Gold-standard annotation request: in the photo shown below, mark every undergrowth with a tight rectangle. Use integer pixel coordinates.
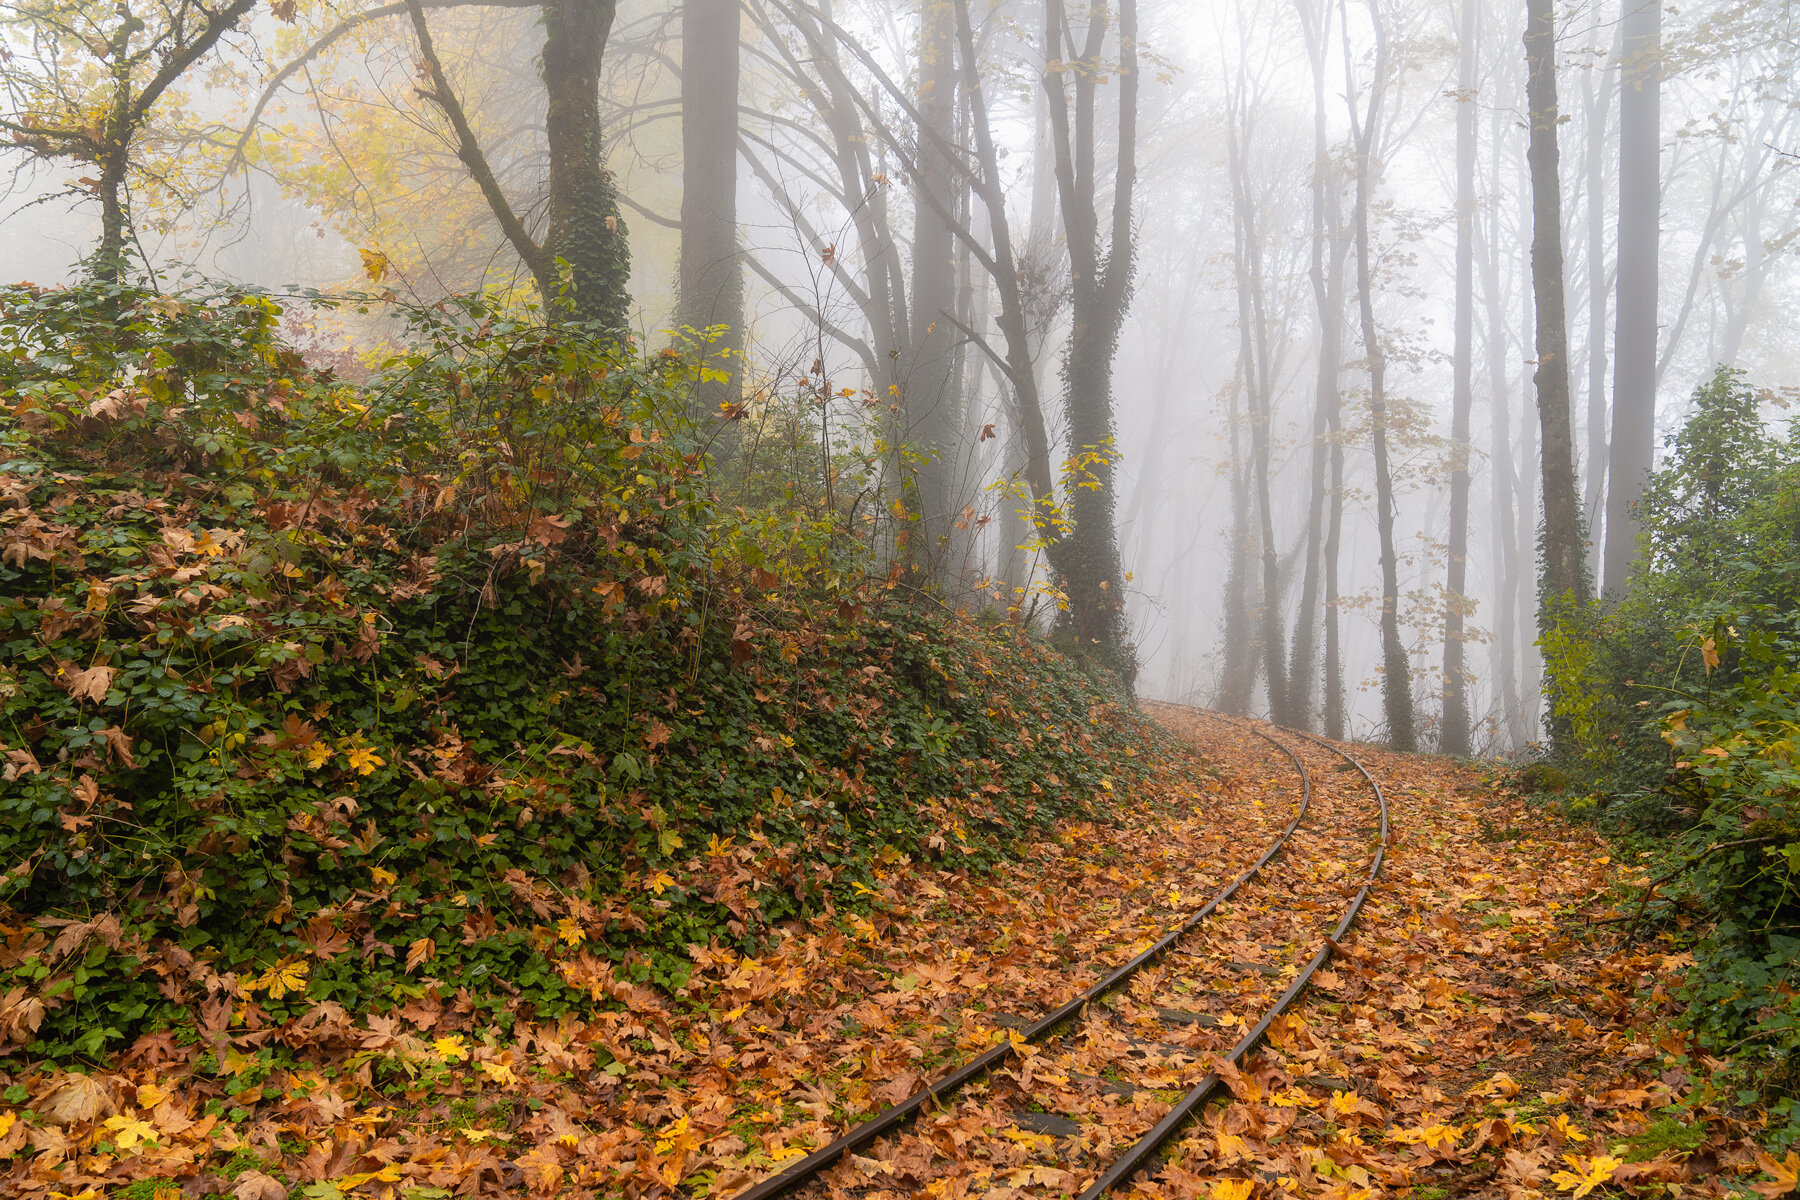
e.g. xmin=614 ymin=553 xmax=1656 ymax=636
xmin=0 ymin=279 xmax=1156 ymax=1066
xmin=1537 ymin=367 xmax=1800 ymax=1146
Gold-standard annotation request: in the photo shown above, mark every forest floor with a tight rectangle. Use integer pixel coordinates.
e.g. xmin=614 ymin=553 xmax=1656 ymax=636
xmin=2 ymin=707 xmax=1791 ymax=1200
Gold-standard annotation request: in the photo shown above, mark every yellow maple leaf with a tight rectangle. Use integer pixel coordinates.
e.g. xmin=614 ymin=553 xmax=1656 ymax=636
xmin=134 ymin=1082 xmax=168 ymax=1109
xmin=370 ymin=865 xmax=397 ymax=886
xmin=1550 ymin=1153 xmax=1622 ymax=1198
xmin=555 ymin=916 xmax=585 ymax=946
xmin=477 ymin=1059 xmax=518 ymax=1085
xmin=646 ymin=871 xmax=676 ymax=895
xmin=433 ymin=1035 xmax=469 ymax=1062
xmin=100 ymin=1112 xmax=157 ymax=1150
xmin=303 ymin=740 xmax=333 ymax=769
xmin=1211 ymin=1182 xmax=1255 ymax=1200
xmin=345 ymin=745 xmax=384 ymax=775
xmin=357 ymin=247 xmax=390 ymax=284
xmin=339 ymin=1162 xmax=402 ymax=1188
xmin=1551 ymin=1114 xmax=1588 ymax=1142
xmin=254 ymin=956 xmax=309 ymax=1000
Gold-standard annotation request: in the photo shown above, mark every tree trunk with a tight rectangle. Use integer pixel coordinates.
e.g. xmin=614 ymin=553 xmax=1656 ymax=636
xmin=905 ymin=0 xmax=962 ymax=582
xmin=1601 ymin=0 xmax=1661 ymax=595
xmin=543 ymin=0 xmax=629 ymax=330
xmin=1288 ymin=0 xmax=1341 ymax=734
xmin=1480 ymin=94 xmax=1524 ymax=750
xmin=1345 ymin=0 xmax=1415 ymax=751
xmin=1524 ymin=0 xmax=1588 ymax=615
xmin=1218 ymin=377 xmax=1255 ymax=717
xmin=678 ymin=0 xmax=743 ymax=406
xmin=1580 ymin=18 xmax=1619 ymax=584
xmin=1441 ymin=0 xmax=1476 ymax=756
xmin=1041 ymin=0 xmax=1138 ymax=687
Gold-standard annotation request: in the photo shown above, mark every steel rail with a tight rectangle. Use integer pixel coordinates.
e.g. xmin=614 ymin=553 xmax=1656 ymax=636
xmin=1074 ymin=714 xmax=1390 ymax=1199
xmin=723 ymin=716 xmax=1316 ymax=1200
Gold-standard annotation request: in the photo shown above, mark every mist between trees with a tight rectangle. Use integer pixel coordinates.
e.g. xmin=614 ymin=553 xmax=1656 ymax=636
xmin=5 ymin=0 xmax=1797 ymax=752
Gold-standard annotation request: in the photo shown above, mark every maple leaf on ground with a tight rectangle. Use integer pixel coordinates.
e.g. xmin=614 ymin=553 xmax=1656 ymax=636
xmin=233 ymin=1169 xmax=288 ymax=1200
xmin=1753 ymin=1148 xmax=1800 ymax=1198
xmin=56 ymin=662 xmax=114 ymax=703
xmin=1210 ymin=1181 xmax=1255 ymax=1200
xmin=38 ymin=1073 xmax=115 ymax=1125
xmin=405 ymin=936 xmax=435 ymax=972
xmin=100 ymin=1112 xmax=157 ymax=1150
xmin=1550 ymin=1153 xmax=1623 ymax=1198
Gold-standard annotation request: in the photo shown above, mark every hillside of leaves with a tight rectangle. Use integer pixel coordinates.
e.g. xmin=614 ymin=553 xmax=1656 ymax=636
xmin=0 ymin=280 xmax=1158 ymax=1067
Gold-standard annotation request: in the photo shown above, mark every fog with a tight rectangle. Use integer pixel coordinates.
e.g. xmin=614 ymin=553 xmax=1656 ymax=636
xmin=8 ymin=0 xmax=1798 ymax=752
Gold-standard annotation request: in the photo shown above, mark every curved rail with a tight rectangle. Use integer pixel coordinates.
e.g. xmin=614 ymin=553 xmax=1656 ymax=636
xmin=1076 ymin=713 xmax=1390 ymax=1198
xmin=725 ymin=716 xmax=1316 ymax=1200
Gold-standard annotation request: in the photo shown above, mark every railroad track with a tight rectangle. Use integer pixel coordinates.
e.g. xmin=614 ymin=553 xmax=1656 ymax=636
xmin=724 ymin=708 xmax=1388 ymax=1200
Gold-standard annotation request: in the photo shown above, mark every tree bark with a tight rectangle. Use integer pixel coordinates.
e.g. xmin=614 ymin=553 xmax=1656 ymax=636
xmin=1040 ymin=0 xmax=1138 ymax=687
xmin=543 ymin=0 xmax=630 ymax=330
xmin=905 ymin=0 xmax=962 ymax=582
xmin=1601 ymin=0 xmax=1661 ymax=595
xmin=1288 ymin=0 xmax=1344 ymax=734
xmin=1344 ymin=0 xmax=1415 ymax=751
xmin=678 ymin=0 xmax=743 ymax=407
xmin=1525 ymin=0 xmax=1588 ymax=616
xmin=1441 ymin=0 xmax=1476 ymax=756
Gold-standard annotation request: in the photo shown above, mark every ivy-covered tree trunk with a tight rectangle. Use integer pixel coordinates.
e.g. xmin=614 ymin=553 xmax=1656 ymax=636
xmin=543 ymin=0 xmax=630 ymax=331
xmin=1041 ymin=0 xmax=1138 ymax=689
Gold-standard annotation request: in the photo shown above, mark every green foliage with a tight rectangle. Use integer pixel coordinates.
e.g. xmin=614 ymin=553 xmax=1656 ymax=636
xmin=1546 ymin=367 xmax=1800 ymax=1126
xmin=0 ymin=279 xmax=1154 ymax=1064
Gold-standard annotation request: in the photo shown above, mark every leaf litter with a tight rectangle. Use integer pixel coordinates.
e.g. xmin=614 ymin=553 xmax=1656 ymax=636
xmin=0 ymin=707 xmax=1792 ymax=1199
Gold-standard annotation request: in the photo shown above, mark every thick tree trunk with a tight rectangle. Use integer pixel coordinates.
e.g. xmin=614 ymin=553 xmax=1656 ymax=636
xmin=1345 ymin=0 xmax=1415 ymax=751
xmin=1601 ymin=0 xmax=1661 ymax=595
xmin=678 ymin=0 xmax=743 ymax=405
xmin=1524 ymin=0 xmax=1588 ymax=615
xmin=543 ymin=0 xmax=629 ymax=330
xmin=1041 ymin=0 xmax=1137 ymax=687
xmin=1442 ymin=0 xmax=1476 ymax=756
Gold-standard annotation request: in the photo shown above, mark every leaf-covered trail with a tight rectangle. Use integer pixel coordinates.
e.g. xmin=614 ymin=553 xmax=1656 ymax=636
xmin=0 ymin=707 xmax=1790 ymax=1199
xmin=782 ymin=707 xmax=1387 ymax=1199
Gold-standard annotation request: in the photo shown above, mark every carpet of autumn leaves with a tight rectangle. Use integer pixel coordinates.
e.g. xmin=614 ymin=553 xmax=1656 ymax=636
xmin=5 ymin=703 xmax=1799 ymax=1198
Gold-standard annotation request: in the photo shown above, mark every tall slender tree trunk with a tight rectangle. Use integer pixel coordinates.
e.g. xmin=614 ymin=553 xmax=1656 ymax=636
xmin=1524 ymin=0 xmax=1588 ymax=616
xmin=1580 ymin=19 xmax=1620 ymax=583
xmin=1224 ymin=99 xmax=1290 ymax=725
xmin=1441 ymin=0 xmax=1476 ymax=756
xmin=1480 ymin=89 xmax=1525 ymax=749
xmin=1602 ymin=0 xmax=1661 ymax=595
xmin=543 ymin=0 xmax=629 ymax=330
xmin=678 ymin=0 xmax=743 ymax=409
xmin=1218 ymin=378 xmax=1255 ymax=716
xmin=1344 ymin=0 xmax=1416 ymax=751
xmin=1289 ymin=0 xmax=1342 ymax=733
xmin=906 ymin=0 xmax=962 ymax=582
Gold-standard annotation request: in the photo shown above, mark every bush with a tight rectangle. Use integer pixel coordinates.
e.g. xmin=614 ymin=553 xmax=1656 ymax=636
xmin=0 ymin=280 xmax=1154 ymax=1063
xmin=1548 ymin=367 xmax=1800 ymax=1129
